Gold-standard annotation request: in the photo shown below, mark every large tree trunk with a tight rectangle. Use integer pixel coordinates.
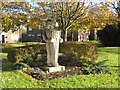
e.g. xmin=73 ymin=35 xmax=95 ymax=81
xmin=64 ymin=29 xmax=68 ymax=42
xmin=71 ymin=30 xmax=74 ymax=41
xmin=62 ymin=29 xmax=68 ymax=42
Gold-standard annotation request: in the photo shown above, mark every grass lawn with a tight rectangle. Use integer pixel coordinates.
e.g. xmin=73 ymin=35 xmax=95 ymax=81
xmin=83 ymin=40 xmax=102 ymax=44
xmin=0 ymin=43 xmax=119 ymax=88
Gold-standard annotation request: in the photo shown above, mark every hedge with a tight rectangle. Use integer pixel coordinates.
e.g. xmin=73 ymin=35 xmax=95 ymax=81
xmin=59 ymin=42 xmax=98 ymax=66
xmin=7 ymin=44 xmax=46 ymax=63
xmin=8 ymin=42 xmax=98 ymax=66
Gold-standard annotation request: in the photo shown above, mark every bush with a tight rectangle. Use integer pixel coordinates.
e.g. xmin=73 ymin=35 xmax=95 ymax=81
xmin=97 ymin=24 xmax=120 ymax=46
xmin=59 ymin=42 xmax=97 ymax=66
xmin=14 ymin=62 xmax=29 ymax=70
xmin=81 ymin=60 xmax=111 ymax=74
xmin=7 ymin=44 xmax=46 ymax=63
xmin=22 ymin=67 xmax=45 ymax=80
xmin=28 ymin=56 xmax=47 ymax=67
xmin=8 ymin=42 xmax=97 ymax=67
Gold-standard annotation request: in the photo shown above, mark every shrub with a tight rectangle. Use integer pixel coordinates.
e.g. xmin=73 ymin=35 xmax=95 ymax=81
xmin=7 ymin=44 xmax=46 ymax=63
xmin=59 ymin=42 xmax=97 ymax=66
xmin=28 ymin=56 xmax=47 ymax=67
xmin=8 ymin=42 xmax=97 ymax=67
xmin=22 ymin=67 xmax=45 ymax=80
xmin=97 ymin=24 xmax=120 ymax=46
xmin=81 ymin=60 xmax=111 ymax=74
xmin=14 ymin=62 xmax=29 ymax=70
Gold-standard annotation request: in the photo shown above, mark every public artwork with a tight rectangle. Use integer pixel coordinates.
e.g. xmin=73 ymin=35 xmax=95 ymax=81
xmin=43 ymin=19 xmax=62 ymax=67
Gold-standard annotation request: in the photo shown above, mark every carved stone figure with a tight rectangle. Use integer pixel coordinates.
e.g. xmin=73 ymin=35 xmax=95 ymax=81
xmin=45 ymin=30 xmax=61 ymax=66
xmin=43 ymin=19 xmax=62 ymax=67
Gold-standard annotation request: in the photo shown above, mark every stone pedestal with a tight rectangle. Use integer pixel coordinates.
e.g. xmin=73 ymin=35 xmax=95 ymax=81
xmin=46 ymin=66 xmax=65 ymax=73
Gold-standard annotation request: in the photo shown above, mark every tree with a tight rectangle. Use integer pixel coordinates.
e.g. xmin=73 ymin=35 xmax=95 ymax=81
xmin=111 ymin=1 xmax=120 ymax=45
xmin=113 ymin=1 xmax=120 ymax=29
xmin=66 ymin=3 xmax=118 ymax=41
xmin=2 ymin=2 xmax=28 ymax=32
xmin=111 ymin=1 xmax=120 ymax=17
xmin=39 ymin=2 xmax=90 ymax=41
xmin=74 ymin=3 xmax=118 ymax=30
xmin=106 ymin=1 xmax=120 ymax=28
xmin=2 ymin=2 xmax=92 ymax=41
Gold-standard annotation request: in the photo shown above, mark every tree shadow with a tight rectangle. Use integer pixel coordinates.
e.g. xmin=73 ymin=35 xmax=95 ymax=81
xmin=1 ymin=48 xmax=9 ymax=53
xmin=2 ymin=59 xmax=16 ymax=71
xmin=97 ymin=47 xmax=119 ymax=54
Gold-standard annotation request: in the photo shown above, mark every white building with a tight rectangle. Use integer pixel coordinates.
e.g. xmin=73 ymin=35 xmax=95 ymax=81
xmin=0 ymin=30 xmax=20 ymax=44
xmin=0 ymin=31 xmax=7 ymax=44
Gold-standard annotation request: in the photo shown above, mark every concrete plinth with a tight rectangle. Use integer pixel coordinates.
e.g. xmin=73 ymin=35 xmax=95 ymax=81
xmin=46 ymin=66 xmax=65 ymax=73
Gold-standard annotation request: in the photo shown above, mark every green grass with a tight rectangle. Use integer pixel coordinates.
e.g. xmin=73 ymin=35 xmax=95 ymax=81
xmin=83 ymin=40 xmax=101 ymax=44
xmin=0 ymin=53 xmax=8 ymax=60
xmin=97 ymin=47 xmax=119 ymax=75
xmin=97 ymin=47 xmax=119 ymax=67
xmin=1 ymin=43 xmax=119 ymax=88
xmin=2 ymin=42 xmax=42 ymax=47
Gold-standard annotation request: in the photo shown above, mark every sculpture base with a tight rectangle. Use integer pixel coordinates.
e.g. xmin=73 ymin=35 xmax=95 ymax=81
xmin=45 ymin=66 xmax=65 ymax=73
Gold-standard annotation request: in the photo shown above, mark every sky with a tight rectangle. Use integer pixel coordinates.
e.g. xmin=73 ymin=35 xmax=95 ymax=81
xmin=5 ymin=0 xmax=118 ymax=2
xmin=25 ymin=0 xmax=118 ymax=12
xmin=25 ymin=0 xmax=118 ymax=2
xmin=4 ymin=0 xmax=117 ymax=13
xmin=25 ymin=0 xmax=118 ymax=7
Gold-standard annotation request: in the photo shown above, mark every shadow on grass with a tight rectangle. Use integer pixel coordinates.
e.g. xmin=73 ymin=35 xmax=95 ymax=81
xmin=1 ymin=48 xmax=12 ymax=53
xmin=1 ymin=43 xmax=44 ymax=53
xmin=97 ymin=47 xmax=119 ymax=54
xmin=2 ymin=59 xmax=16 ymax=71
